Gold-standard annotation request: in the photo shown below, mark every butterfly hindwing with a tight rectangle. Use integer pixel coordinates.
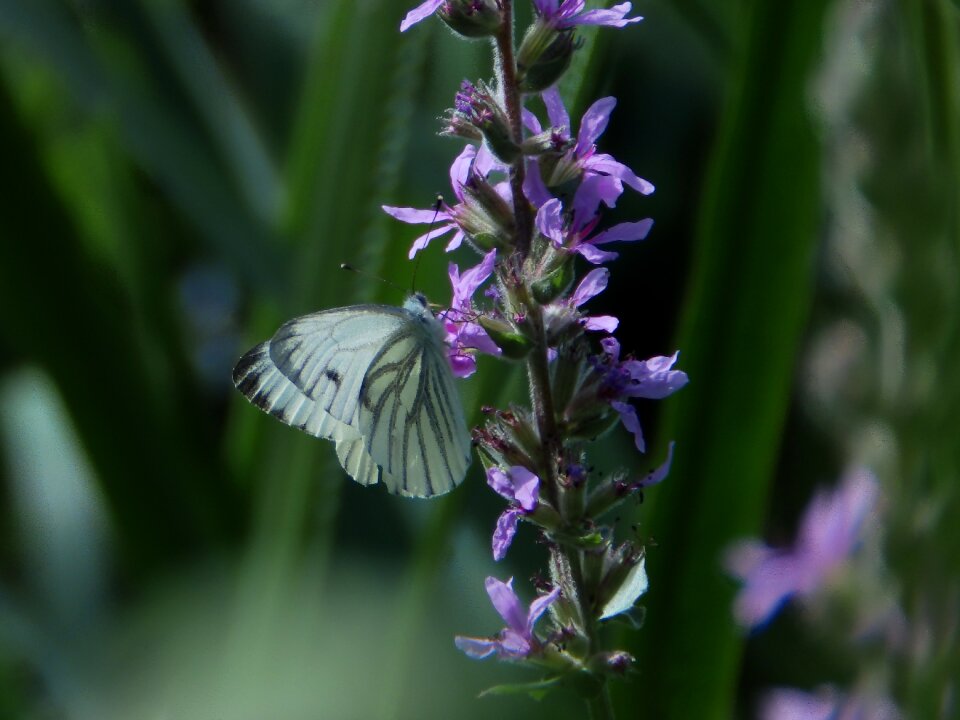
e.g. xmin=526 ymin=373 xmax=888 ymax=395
xmin=359 ymin=318 xmax=472 ymax=497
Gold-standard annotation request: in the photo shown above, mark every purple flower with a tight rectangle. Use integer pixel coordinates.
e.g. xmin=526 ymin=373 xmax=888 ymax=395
xmin=532 ymin=0 xmax=642 ymax=29
xmin=445 ymin=249 xmax=501 ymax=378
xmin=455 ymin=576 xmax=560 ymax=660
xmin=383 ymin=144 xmax=507 ymax=258
xmin=399 ymin=0 xmax=444 ymax=32
xmin=487 ymin=466 xmax=540 ymax=560
xmin=760 ymin=686 xmax=901 ymax=720
xmin=524 ymin=87 xmax=653 ymax=202
xmin=535 ymin=184 xmax=653 ymax=264
xmin=598 ymin=337 xmax=688 ymax=452
xmin=725 ymin=468 xmax=881 ymax=630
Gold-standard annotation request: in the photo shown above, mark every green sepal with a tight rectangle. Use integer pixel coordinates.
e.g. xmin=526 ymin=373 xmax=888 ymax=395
xmin=438 ymin=0 xmax=501 ymax=38
xmin=517 ymin=24 xmax=577 ymax=94
xmin=563 ymin=409 xmax=620 ymax=443
xmin=531 ymin=256 xmax=574 ymax=304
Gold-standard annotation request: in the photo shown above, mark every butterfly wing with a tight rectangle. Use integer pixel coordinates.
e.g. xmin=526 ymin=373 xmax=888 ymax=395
xmin=233 ymin=306 xmax=409 ymax=489
xmin=358 ymin=316 xmax=473 ymax=497
xmin=232 ymin=304 xmax=471 ymax=497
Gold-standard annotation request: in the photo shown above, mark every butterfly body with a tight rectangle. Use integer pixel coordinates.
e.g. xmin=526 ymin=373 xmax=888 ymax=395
xmin=233 ymin=295 xmax=472 ymax=497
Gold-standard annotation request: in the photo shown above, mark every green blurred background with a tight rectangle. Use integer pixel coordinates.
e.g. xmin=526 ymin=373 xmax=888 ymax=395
xmin=0 ymin=0 xmax=957 ymax=718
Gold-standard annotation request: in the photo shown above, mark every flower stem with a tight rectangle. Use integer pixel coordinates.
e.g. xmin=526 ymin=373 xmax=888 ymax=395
xmin=495 ymin=5 xmax=613 ymax=718
xmin=587 ymin=685 xmax=615 ymax=720
xmin=494 ymin=0 xmax=533 ymax=258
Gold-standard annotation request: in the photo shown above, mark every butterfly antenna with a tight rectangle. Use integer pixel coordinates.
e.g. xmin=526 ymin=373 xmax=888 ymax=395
xmin=339 ymin=263 xmax=405 ymax=294
xmin=411 ymin=194 xmax=444 ymax=293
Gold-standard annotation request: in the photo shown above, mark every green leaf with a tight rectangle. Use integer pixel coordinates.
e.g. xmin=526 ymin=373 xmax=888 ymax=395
xmin=478 ymin=676 xmax=564 ymax=701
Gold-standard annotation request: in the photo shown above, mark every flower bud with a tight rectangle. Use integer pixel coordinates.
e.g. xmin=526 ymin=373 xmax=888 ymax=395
xmin=437 ymin=0 xmax=501 ymax=38
xmin=586 ymin=650 xmax=635 ymax=677
xmin=448 ymin=80 xmax=521 ymax=164
xmin=478 ymin=315 xmax=532 ymax=359
xmin=517 ymin=23 xmax=578 ymax=93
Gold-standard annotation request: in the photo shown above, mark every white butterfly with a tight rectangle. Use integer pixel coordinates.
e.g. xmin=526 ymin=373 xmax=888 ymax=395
xmin=232 ymin=294 xmax=473 ymax=497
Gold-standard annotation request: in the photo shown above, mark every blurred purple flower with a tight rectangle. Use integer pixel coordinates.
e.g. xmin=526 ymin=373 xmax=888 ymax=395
xmin=535 ymin=181 xmax=653 ymax=264
xmin=725 ymin=468 xmax=881 ymax=630
xmin=399 ymin=0 xmax=444 ymax=31
xmin=383 ymin=144 xmax=506 ymax=258
xmin=532 ymin=0 xmax=642 ymax=29
xmin=445 ymin=249 xmax=501 ymax=378
xmin=487 ymin=465 xmax=540 ymax=560
xmin=524 ymin=87 xmax=653 ymax=202
xmin=760 ymin=685 xmax=901 ymax=720
xmin=597 ymin=337 xmax=688 ymax=452
xmin=455 ymin=576 xmax=560 ymax=660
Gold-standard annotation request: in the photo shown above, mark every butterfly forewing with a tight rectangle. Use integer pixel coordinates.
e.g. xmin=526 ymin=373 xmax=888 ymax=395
xmin=232 ymin=300 xmax=471 ymax=497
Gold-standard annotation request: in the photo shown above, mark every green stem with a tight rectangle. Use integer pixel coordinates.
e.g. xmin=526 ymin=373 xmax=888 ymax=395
xmin=587 ymin=685 xmax=615 ymax=720
xmin=494 ymin=5 xmax=612 ymax=718
xmin=494 ymin=0 xmax=534 ymax=258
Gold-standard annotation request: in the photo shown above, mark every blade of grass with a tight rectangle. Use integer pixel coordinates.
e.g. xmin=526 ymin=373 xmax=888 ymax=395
xmin=615 ymin=0 xmax=830 ymax=717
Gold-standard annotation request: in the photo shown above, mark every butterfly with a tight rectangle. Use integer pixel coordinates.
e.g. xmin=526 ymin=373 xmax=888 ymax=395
xmin=232 ymin=294 xmax=473 ymax=498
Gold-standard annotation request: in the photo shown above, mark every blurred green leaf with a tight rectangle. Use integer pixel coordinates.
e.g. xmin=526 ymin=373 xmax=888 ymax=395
xmin=617 ymin=0 xmax=830 ymax=717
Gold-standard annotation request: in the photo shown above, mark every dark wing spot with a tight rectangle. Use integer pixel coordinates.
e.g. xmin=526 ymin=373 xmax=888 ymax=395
xmin=325 ymin=368 xmax=342 ymax=386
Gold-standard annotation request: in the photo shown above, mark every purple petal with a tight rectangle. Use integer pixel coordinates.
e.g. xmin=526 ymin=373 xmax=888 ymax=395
xmin=724 ymin=540 xmax=775 ymax=582
xmin=791 ymin=469 xmax=879 ymax=595
xmin=525 ymin=585 xmax=561 ymax=635
xmin=474 ymin=143 xmax=501 ymax=176
xmin=523 ymin=159 xmax=553 ymax=209
xmin=399 ymin=0 xmax=444 ymax=31
xmin=408 ymin=223 xmax=457 ymax=259
xmin=456 ymin=322 xmax=502 ymax=356
xmin=583 ymin=315 xmax=619 ymax=333
xmin=611 ymin=400 xmax=645 ymax=452
xmin=731 ymin=552 xmax=804 ymax=629
xmin=798 ymin=468 xmax=878 ymax=567
xmin=454 ymin=635 xmax=499 ymax=659
xmin=510 ymin=466 xmax=540 ymax=512
xmin=576 ymin=97 xmax=616 ymax=153
xmin=497 ymin=629 xmax=532 ymax=658
xmin=535 ymin=198 xmax=566 ymax=245
xmin=449 ymin=144 xmax=478 ymax=194
xmin=486 ymin=467 xmax=515 ymax=501
xmin=455 ymin=249 xmax=497 ymax=306
xmin=759 ymin=687 xmax=838 ymax=720
xmin=639 ymin=441 xmax=675 ymax=487
xmin=571 ymin=175 xmax=613 ymax=227
xmin=571 ymin=268 xmax=610 ymax=306
xmin=522 ymin=107 xmax=542 ymax=134
xmin=448 ymin=351 xmax=477 ymax=378
xmin=588 ymin=218 xmax=654 ymax=246
xmin=444 ymin=230 xmax=466 ymax=253
xmin=541 ymin=86 xmax=570 ymax=133
xmin=531 ymin=0 xmax=556 ymax=14
xmin=574 ymin=3 xmax=642 ymax=27
xmin=577 ymin=243 xmax=619 ymax=264
xmin=382 ymin=204 xmax=453 ymax=224
xmin=622 ymin=352 xmax=689 ymax=399
xmin=586 ymin=153 xmax=655 ymax=195
xmin=493 ymin=508 xmax=522 ymax=561
xmin=485 ymin=576 xmax=527 ymax=633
